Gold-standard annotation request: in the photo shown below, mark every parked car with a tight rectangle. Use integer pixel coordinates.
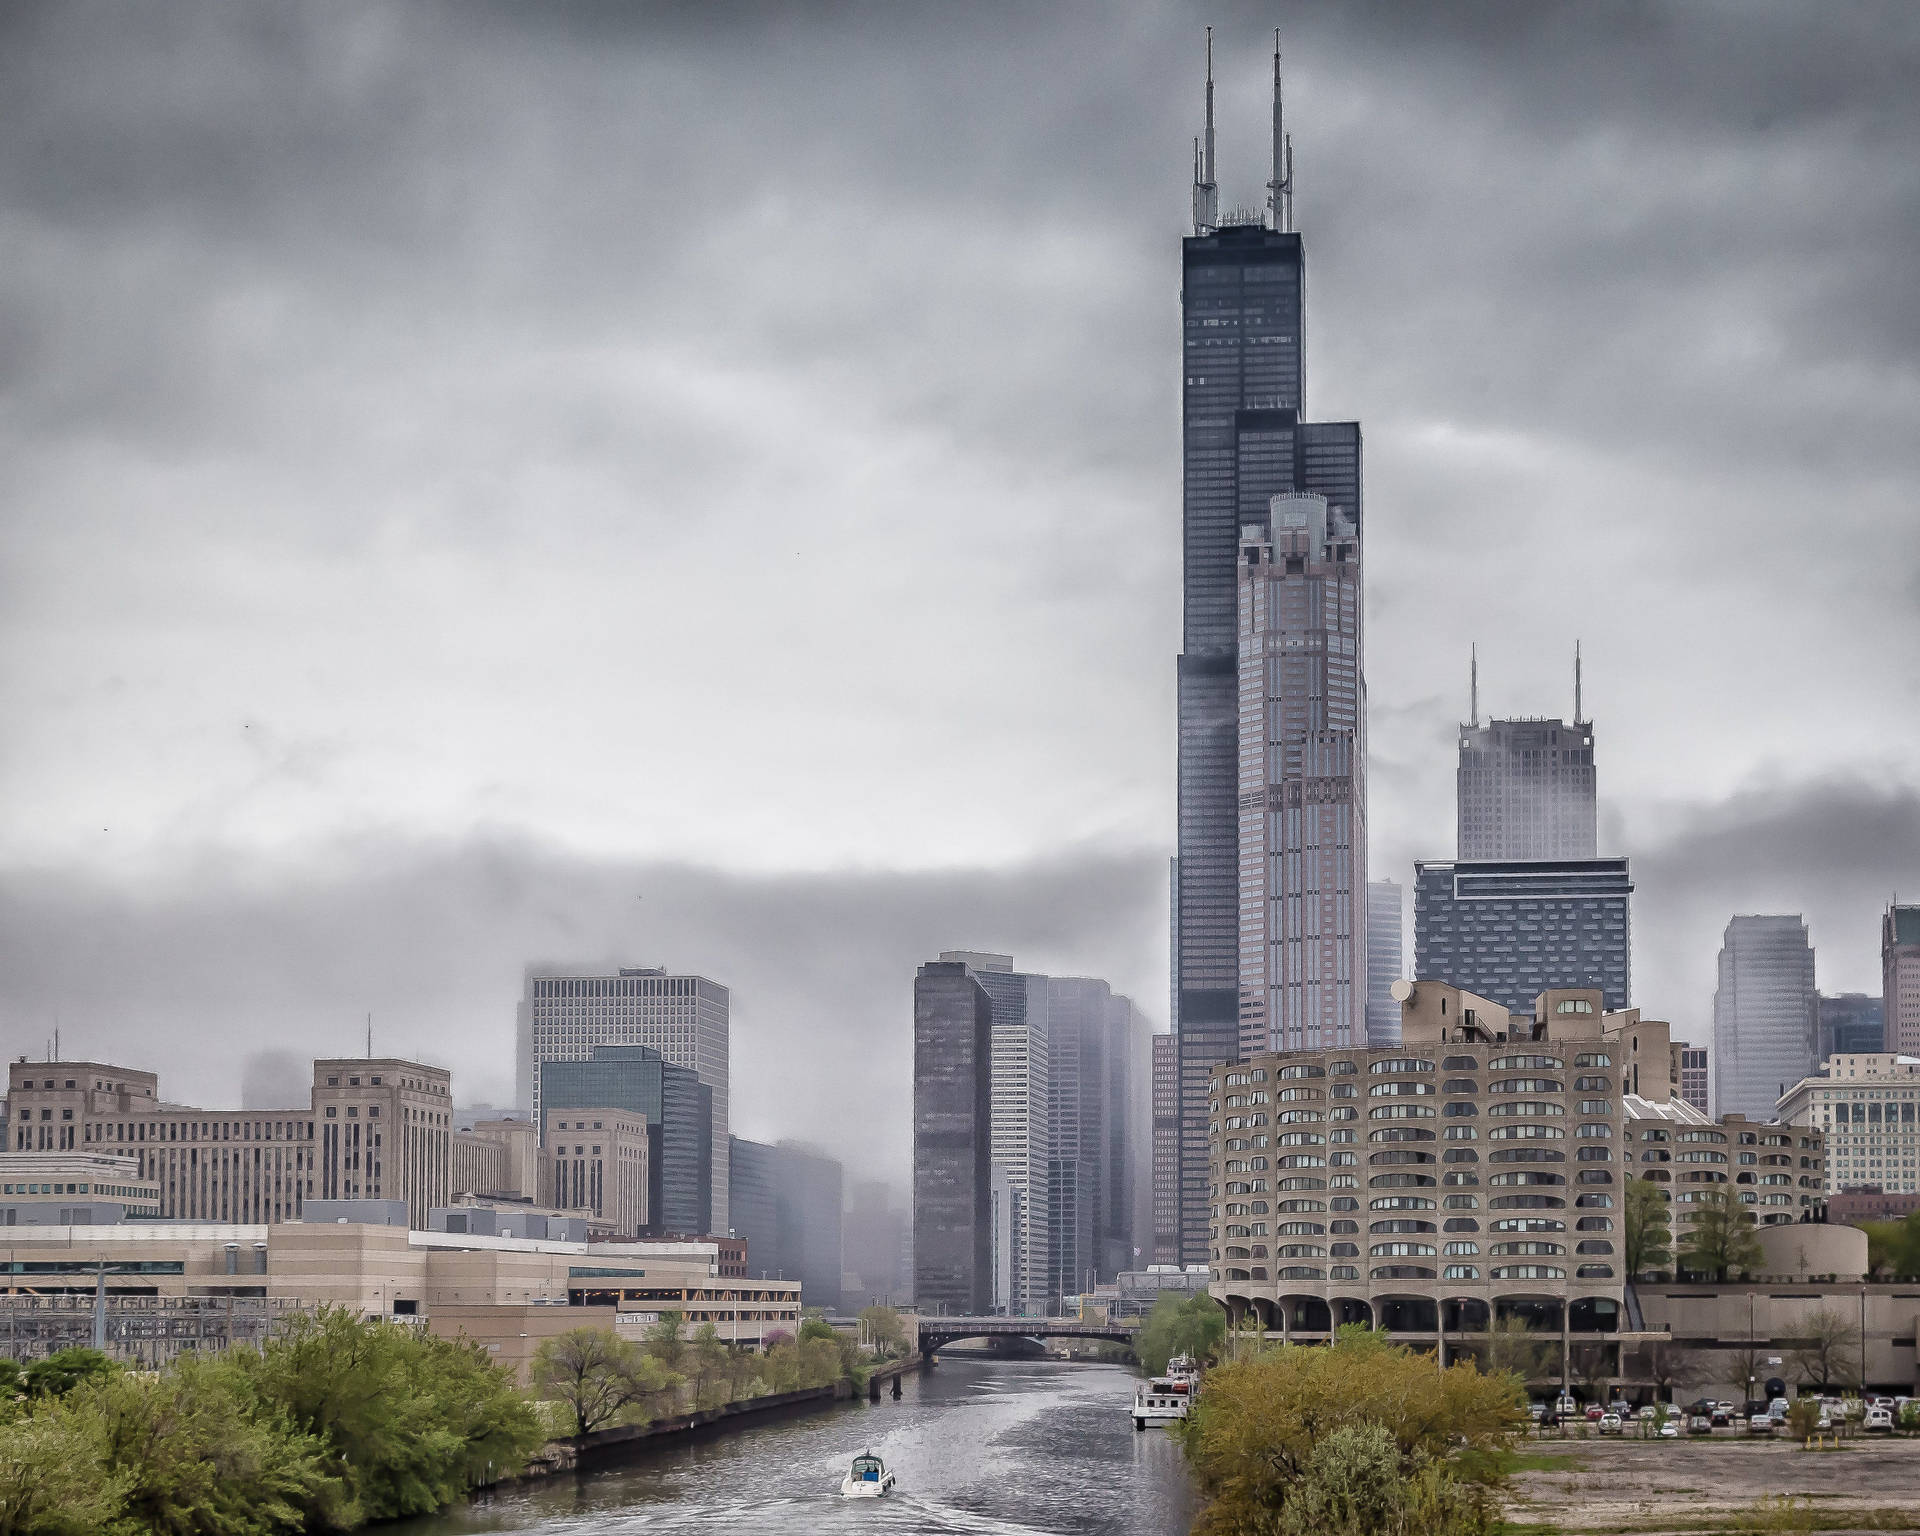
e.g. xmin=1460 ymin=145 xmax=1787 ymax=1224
xmin=1529 ymin=1401 xmax=1547 ymax=1422
xmin=1767 ymin=1397 xmax=1792 ymax=1421
xmin=1555 ymin=1394 xmax=1578 ymax=1418
xmin=1709 ymin=1404 xmax=1732 ymax=1426
xmin=1687 ymin=1414 xmax=1714 ymax=1435
xmin=1658 ymin=1419 xmax=1680 ymax=1438
xmin=1585 ymin=1404 xmax=1605 ymax=1422
xmin=1598 ymin=1413 xmax=1624 ymax=1436
xmin=1864 ymin=1406 xmax=1895 ymax=1432
xmin=1748 ymin=1414 xmax=1775 ymax=1435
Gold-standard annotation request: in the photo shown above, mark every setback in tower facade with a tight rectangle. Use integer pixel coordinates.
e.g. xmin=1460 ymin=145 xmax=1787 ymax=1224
xmin=1174 ymin=32 xmax=1365 ymax=1264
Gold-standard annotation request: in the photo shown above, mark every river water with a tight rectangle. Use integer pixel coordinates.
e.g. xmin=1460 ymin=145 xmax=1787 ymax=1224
xmin=400 ymin=1358 xmax=1199 ymax=1536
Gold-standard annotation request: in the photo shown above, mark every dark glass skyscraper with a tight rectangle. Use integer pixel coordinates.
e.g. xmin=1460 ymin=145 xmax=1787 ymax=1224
xmin=1174 ymin=36 xmax=1364 ymax=1263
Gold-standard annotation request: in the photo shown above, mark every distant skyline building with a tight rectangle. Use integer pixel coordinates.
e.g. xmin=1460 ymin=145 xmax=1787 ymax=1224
xmin=540 ymin=1044 xmax=711 ymax=1238
xmin=1819 ymin=992 xmax=1886 ymax=1060
xmin=726 ymin=1137 xmax=842 ymax=1311
xmin=1413 ymin=857 xmax=1631 ymax=1014
xmin=1174 ymin=35 xmax=1364 ymax=1265
xmin=842 ymin=1180 xmax=912 ymax=1307
xmin=931 ymin=952 xmax=1147 ymax=1312
xmin=912 ymin=960 xmax=993 ymax=1314
xmin=1365 ymin=879 xmax=1404 ymax=1046
xmin=1234 ymin=493 xmax=1367 ymax=1057
xmin=1456 ymin=653 xmax=1597 ymax=860
xmin=1150 ymin=1032 xmax=1179 ymax=1266
xmin=519 ymin=966 xmax=729 ymax=1233
xmin=1886 ymin=905 xmax=1920 ymax=1057
xmin=1712 ymin=915 xmax=1818 ymax=1121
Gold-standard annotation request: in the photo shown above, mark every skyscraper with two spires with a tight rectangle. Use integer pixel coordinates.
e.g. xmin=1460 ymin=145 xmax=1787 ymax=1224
xmin=1172 ymin=33 xmax=1367 ymax=1263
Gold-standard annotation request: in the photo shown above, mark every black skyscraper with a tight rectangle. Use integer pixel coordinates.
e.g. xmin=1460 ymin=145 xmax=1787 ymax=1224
xmin=1173 ymin=35 xmax=1363 ymax=1263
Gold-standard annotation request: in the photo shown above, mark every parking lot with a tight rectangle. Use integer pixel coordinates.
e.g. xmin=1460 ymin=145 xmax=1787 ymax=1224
xmin=1506 ymin=1435 xmax=1920 ymax=1533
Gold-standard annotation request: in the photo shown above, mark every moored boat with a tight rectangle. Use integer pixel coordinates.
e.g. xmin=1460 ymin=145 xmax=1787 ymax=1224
xmin=1132 ymin=1373 xmax=1193 ymax=1430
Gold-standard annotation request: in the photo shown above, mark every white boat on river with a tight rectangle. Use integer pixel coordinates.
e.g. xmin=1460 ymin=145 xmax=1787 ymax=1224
xmin=839 ymin=1451 xmax=897 ymax=1497
xmin=1131 ymin=1375 xmax=1192 ymax=1430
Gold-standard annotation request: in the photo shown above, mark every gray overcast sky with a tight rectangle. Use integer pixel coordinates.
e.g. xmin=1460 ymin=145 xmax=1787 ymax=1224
xmin=2 ymin=2 xmax=1917 ymax=1185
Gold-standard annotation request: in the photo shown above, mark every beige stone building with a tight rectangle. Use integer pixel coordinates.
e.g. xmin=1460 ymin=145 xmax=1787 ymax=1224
xmin=6 ymin=1057 xmax=454 ymax=1227
xmin=539 ymin=1109 xmax=648 ymax=1237
xmin=1209 ymin=984 xmax=1823 ymax=1351
xmin=0 ymin=1218 xmax=801 ymax=1367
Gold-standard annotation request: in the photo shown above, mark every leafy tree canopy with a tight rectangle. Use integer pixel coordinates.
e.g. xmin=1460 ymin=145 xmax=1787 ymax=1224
xmin=1137 ymin=1292 xmax=1226 ymax=1376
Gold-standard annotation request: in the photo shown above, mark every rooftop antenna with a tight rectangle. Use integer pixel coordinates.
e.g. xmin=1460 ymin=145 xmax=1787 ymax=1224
xmin=366 ymin=1012 xmax=373 ymax=1060
xmin=1574 ymin=641 xmax=1584 ymax=724
xmin=1267 ymin=30 xmax=1295 ymax=232
xmin=1192 ymin=27 xmax=1218 ymax=233
xmin=1470 ymin=644 xmax=1480 ymax=728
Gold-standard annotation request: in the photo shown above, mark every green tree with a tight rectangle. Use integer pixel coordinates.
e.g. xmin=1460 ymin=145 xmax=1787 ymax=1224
xmin=1180 ymin=1328 xmax=1523 ymax=1536
xmin=1862 ymin=1213 xmax=1920 ymax=1280
xmin=1624 ymin=1178 xmax=1673 ymax=1278
xmin=859 ymin=1305 xmax=907 ymax=1356
xmin=687 ymin=1323 xmax=731 ymax=1408
xmin=1470 ymin=1315 xmax=1554 ymax=1383
xmin=235 ymin=1305 xmax=542 ymax=1523
xmin=643 ymin=1310 xmax=687 ymax=1373
xmin=1785 ymin=1399 xmax=1822 ymax=1441
xmin=1137 ymin=1292 xmax=1227 ymax=1376
xmin=22 ymin=1349 xmax=116 ymax=1401
xmin=83 ymin=1351 xmax=333 ymax=1536
xmin=532 ymin=1328 xmax=675 ymax=1437
xmin=1678 ymin=1186 xmax=1764 ymax=1282
xmin=797 ymin=1316 xmax=839 ymax=1345
xmin=1789 ymin=1307 xmax=1862 ymax=1393
xmin=0 ymin=1400 xmax=124 ymax=1536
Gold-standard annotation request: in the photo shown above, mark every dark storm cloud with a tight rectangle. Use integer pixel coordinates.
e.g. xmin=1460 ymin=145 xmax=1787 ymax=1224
xmin=0 ymin=839 xmax=1166 ymax=1180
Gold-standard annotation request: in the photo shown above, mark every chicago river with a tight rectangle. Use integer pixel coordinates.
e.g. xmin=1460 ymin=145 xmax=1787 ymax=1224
xmin=397 ymin=1359 xmax=1197 ymax=1536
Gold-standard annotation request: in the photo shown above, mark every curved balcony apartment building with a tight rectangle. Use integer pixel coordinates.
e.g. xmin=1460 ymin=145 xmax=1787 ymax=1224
xmin=1207 ymin=983 xmax=1824 ymax=1342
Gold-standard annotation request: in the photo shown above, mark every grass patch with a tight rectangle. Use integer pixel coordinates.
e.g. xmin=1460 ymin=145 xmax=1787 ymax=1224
xmin=1499 ymin=1449 xmax=1587 ymax=1474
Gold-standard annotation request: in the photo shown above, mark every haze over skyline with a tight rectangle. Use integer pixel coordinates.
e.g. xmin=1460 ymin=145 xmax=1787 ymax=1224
xmin=3 ymin=2 xmax=1917 ymax=1184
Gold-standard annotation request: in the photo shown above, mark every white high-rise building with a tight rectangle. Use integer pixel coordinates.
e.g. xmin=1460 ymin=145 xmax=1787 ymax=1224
xmin=1234 ymin=492 xmax=1367 ymax=1056
xmin=518 ymin=966 xmax=730 ymax=1234
xmin=1712 ymin=916 xmax=1817 ymax=1122
xmin=1364 ymin=879 xmax=1404 ymax=1046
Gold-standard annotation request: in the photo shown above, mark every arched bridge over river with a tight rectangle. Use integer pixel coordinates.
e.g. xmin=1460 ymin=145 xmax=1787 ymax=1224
xmin=915 ymin=1315 xmax=1140 ymax=1356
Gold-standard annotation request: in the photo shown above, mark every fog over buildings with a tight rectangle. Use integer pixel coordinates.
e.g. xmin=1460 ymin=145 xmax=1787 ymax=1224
xmin=2 ymin=3 xmax=1919 ymax=1189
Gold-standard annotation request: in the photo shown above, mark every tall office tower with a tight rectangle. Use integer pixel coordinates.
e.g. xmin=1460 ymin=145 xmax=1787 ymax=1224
xmin=1365 ymin=879 xmax=1404 ymax=1046
xmin=519 ymin=967 xmax=730 ymax=1232
xmin=1819 ymin=993 xmax=1886 ymax=1059
xmin=1456 ymin=656 xmax=1597 ymax=860
xmin=1712 ymin=915 xmax=1818 ymax=1121
xmin=912 ymin=960 xmax=993 ymax=1314
xmin=1678 ymin=1046 xmax=1710 ymax=1113
xmin=940 ymin=952 xmax=1049 ymax=1314
xmin=1150 ymin=1032 xmax=1179 ymax=1264
xmin=1414 ymin=857 xmax=1632 ymax=1012
xmin=540 ymin=1044 xmax=712 ymax=1236
xmin=1886 ymin=905 xmax=1920 ymax=1057
xmin=725 ymin=1138 xmax=842 ymax=1310
xmin=1235 ymin=495 xmax=1367 ymax=1057
xmin=1173 ymin=34 xmax=1364 ymax=1265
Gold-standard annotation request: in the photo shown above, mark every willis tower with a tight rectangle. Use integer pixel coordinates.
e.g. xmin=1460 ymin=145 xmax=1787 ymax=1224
xmin=1173 ymin=32 xmax=1366 ymax=1264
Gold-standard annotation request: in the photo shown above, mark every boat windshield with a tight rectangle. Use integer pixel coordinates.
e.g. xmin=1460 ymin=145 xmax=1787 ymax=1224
xmin=851 ymin=1456 xmax=883 ymax=1481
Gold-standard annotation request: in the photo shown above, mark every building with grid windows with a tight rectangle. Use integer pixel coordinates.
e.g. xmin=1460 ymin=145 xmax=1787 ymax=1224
xmin=1457 ymin=715 xmax=1596 ymax=861
xmin=539 ymin=1045 xmax=710 ymax=1238
xmin=1235 ymin=494 xmax=1367 ymax=1058
xmin=913 ymin=960 xmax=994 ymax=1314
xmin=1818 ymin=992 xmax=1885 ymax=1059
xmin=1366 ymin=881 xmax=1404 ymax=1047
xmin=1152 ymin=1032 xmax=1179 ymax=1264
xmin=1678 ymin=1047 xmax=1709 ymax=1113
xmin=1885 ymin=906 xmax=1920 ymax=1058
xmin=1778 ymin=1053 xmax=1920 ymax=1196
xmin=518 ymin=967 xmax=729 ymax=1233
xmin=1414 ymin=858 xmax=1631 ymax=1014
xmin=1711 ymin=916 xmax=1817 ymax=1123
xmin=1174 ymin=38 xmax=1365 ymax=1265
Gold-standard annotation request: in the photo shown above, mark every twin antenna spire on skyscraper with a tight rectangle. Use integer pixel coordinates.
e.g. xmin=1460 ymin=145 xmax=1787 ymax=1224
xmin=1192 ymin=27 xmax=1293 ymax=236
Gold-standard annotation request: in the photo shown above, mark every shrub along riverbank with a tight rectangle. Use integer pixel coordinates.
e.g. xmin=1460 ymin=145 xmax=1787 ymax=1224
xmin=0 ymin=1308 xmax=544 ymax=1535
